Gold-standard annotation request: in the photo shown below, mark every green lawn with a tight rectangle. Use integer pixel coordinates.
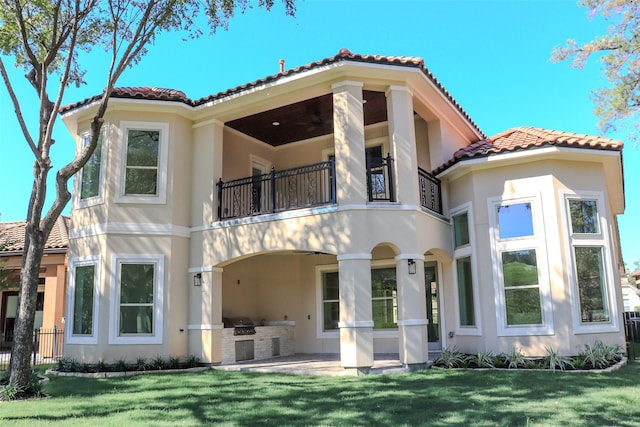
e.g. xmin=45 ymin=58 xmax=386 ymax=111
xmin=1 ymin=362 xmax=640 ymax=426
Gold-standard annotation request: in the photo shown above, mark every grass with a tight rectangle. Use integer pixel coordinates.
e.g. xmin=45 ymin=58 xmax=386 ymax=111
xmin=1 ymin=362 xmax=639 ymax=426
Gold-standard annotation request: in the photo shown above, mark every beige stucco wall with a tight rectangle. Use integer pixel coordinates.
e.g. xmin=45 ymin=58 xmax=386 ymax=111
xmin=444 ymin=158 xmax=625 ymax=356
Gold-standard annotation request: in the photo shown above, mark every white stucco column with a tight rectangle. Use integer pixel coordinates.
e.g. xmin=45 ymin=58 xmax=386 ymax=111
xmin=386 ymin=85 xmax=419 ymax=205
xmin=188 ymin=267 xmax=223 ymax=364
xmin=395 ymin=254 xmax=429 ymax=369
xmin=337 ymin=253 xmax=374 ymax=373
xmin=332 ymin=81 xmax=366 ymax=206
xmin=191 ymin=119 xmax=224 ymax=225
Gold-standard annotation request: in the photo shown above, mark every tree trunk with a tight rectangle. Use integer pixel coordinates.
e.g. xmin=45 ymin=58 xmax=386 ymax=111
xmin=8 ymin=163 xmax=49 ymax=391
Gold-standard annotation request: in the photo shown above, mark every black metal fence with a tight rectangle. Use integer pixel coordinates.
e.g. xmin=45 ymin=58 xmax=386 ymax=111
xmin=218 ymin=160 xmax=336 ymax=220
xmin=418 ymin=167 xmax=442 ymax=215
xmin=0 ymin=327 xmax=64 ymax=370
xmin=625 ymin=311 xmax=640 ymax=359
xmin=366 ymin=154 xmax=395 ymax=202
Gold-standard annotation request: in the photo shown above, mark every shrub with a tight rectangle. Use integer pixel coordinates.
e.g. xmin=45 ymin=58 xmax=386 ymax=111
xmin=435 ymin=346 xmax=467 ymax=368
xmin=151 ymin=356 xmax=166 ymax=370
xmin=168 ymin=356 xmax=181 ymax=369
xmin=474 ymin=349 xmax=495 ymax=368
xmin=185 ymin=354 xmax=201 ymax=368
xmin=580 ymin=340 xmax=622 ymax=369
xmin=502 ymin=347 xmax=526 ymax=369
xmin=544 ymin=346 xmax=574 ymax=372
xmin=112 ymin=358 xmax=128 ymax=372
xmin=135 ymin=357 xmax=147 ymax=372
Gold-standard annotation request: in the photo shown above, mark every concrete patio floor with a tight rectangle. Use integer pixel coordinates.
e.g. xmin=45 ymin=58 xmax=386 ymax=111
xmin=211 ymin=353 xmax=437 ymax=376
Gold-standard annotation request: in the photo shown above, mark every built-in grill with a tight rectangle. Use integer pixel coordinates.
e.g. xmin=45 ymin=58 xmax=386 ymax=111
xmin=223 ymin=317 xmax=256 ymax=336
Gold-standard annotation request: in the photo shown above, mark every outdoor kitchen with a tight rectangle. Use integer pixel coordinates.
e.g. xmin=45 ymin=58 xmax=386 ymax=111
xmin=220 ymin=317 xmax=296 ymax=364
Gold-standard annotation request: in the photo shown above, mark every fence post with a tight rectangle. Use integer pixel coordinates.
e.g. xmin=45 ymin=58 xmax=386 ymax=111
xmin=386 ymin=153 xmax=395 ymax=202
xmin=52 ymin=326 xmax=58 ymax=360
xmin=270 ymin=167 xmax=276 ymax=213
xmin=217 ymin=178 xmax=223 ymax=220
xmin=32 ymin=328 xmax=39 ymax=365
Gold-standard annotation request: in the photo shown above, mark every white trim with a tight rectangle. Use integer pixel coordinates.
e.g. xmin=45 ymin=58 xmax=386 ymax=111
xmin=386 ymin=85 xmax=414 ymax=97
xmin=109 ymin=254 xmax=164 ymax=345
xmin=316 ymin=264 xmax=339 ymax=339
xmin=249 ymin=154 xmax=272 ymax=176
xmin=187 ymin=266 xmax=219 ymax=274
xmin=450 ymin=202 xmax=482 ymax=336
xmin=488 ymin=194 xmax=554 ymax=336
xmin=338 ymin=321 xmax=375 ymax=328
xmin=331 ymin=80 xmax=364 ymax=90
xmin=192 ymin=118 xmax=224 ymax=129
xmin=187 ymin=323 xmax=224 ymax=330
xmin=66 ymin=256 xmax=101 ymax=345
xmin=69 ymin=222 xmax=190 ymax=239
xmin=397 ymin=319 xmax=429 ymax=326
xmin=74 ymin=125 xmax=108 ymax=209
xmin=394 ymin=253 xmax=424 ymax=261
xmin=115 ymin=121 xmax=170 ymax=204
xmin=337 ymin=253 xmax=372 ymax=261
xmin=560 ymin=190 xmax=620 ymax=334
xmin=210 ymin=205 xmax=338 ymax=229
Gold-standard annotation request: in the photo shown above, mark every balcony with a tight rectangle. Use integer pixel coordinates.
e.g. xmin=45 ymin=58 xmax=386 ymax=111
xmin=217 ymin=159 xmax=442 ymax=221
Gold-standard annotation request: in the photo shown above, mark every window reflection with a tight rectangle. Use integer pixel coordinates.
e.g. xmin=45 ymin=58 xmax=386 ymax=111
xmin=498 ymin=202 xmax=533 ymax=239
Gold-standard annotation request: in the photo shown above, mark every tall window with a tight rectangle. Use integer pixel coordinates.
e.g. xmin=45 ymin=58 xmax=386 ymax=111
xmin=80 ymin=132 xmax=104 ymax=200
xmin=117 ymin=122 xmax=168 ymax=204
xmin=566 ymin=196 xmax=613 ymax=327
xmin=73 ymin=265 xmax=96 ymax=335
xmin=125 ymin=129 xmax=160 ymax=196
xmin=371 ymin=267 xmax=397 ymax=329
xmin=322 ymin=271 xmax=339 ymax=331
xmin=452 ymin=206 xmax=479 ymax=333
xmin=110 ymin=255 xmax=164 ymax=344
xmin=490 ymin=197 xmax=552 ymax=335
xmin=67 ymin=258 xmax=99 ymax=344
xmin=318 ymin=265 xmax=398 ymax=334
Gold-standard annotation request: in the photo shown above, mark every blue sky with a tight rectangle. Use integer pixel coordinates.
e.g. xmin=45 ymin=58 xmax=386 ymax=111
xmin=1 ymin=0 xmax=639 ymax=266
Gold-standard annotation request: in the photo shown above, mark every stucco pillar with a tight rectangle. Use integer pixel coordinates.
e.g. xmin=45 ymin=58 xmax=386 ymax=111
xmin=188 ymin=267 xmax=223 ymax=365
xmin=395 ymin=254 xmax=429 ymax=369
xmin=386 ymin=85 xmax=419 ymax=205
xmin=338 ymin=253 xmax=373 ymax=373
xmin=332 ymin=81 xmax=366 ymax=206
xmin=191 ymin=119 xmax=224 ymax=226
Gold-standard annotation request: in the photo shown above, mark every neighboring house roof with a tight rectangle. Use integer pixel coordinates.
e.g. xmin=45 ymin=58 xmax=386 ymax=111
xmin=434 ymin=127 xmax=624 ymax=174
xmin=0 ymin=216 xmax=70 ymax=256
xmin=59 ymin=48 xmax=485 ymax=138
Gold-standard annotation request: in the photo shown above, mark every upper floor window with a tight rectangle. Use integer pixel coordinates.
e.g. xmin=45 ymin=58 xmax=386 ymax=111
xmin=569 ymin=200 xmax=600 ymax=234
xmin=498 ymin=202 xmax=533 ymax=239
xmin=453 ymin=211 xmax=470 ymax=248
xmin=116 ymin=122 xmax=169 ymax=204
xmin=75 ymin=127 xmax=107 ymax=208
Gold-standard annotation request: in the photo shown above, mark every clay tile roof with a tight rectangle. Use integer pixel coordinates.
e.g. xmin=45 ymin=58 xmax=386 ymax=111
xmin=60 ymin=87 xmax=189 ymax=113
xmin=0 ymin=216 xmax=70 ymax=254
xmin=59 ymin=49 xmax=484 ymax=138
xmin=434 ymin=126 xmax=623 ymax=175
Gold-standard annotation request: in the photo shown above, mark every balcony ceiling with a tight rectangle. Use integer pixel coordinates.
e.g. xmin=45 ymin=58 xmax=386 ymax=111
xmin=226 ymin=90 xmax=388 ymax=146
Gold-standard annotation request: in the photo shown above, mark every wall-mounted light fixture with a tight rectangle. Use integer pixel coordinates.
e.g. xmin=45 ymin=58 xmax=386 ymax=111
xmin=193 ymin=273 xmax=202 ymax=287
xmin=408 ymin=259 xmax=416 ymax=275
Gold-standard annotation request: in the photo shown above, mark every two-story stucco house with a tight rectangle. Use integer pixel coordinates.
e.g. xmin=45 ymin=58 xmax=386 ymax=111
xmin=60 ymin=49 xmax=626 ymax=373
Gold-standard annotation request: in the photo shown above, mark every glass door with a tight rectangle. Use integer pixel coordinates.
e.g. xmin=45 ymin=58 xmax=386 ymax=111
xmin=425 ymin=262 xmax=441 ymax=350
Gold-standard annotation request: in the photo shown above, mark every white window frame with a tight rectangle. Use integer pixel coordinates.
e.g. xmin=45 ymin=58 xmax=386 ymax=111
xmin=74 ymin=125 xmax=108 ymax=209
xmin=561 ymin=190 xmax=619 ymax=334
xmin=451 ymin=202 xmax=482 ymax=336
xmin=116 ymin=121 xmax=169 ymax=204
xmin=488 ymin=194 xmax=554 ymax=336
xmin=66 ymin=256 xmax=100 ymax=345
xmin=315 ymin=259 xmax=398 ymax=340
xmin=109 ymin=254 xmax=164 ymax=344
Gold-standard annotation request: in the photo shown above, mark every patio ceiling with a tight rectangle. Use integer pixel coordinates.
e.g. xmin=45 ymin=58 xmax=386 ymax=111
xmin=226 ymin=90 xmax=388 ymax=146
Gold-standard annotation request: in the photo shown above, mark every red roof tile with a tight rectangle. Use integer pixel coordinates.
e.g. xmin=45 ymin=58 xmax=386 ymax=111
xmin=0 ymin=216 xmax=70 ymax=254
xmin=434 ymin=127 xmax=623 ymax=174
xmin=60 ymin=49 xmax=485 ymax=138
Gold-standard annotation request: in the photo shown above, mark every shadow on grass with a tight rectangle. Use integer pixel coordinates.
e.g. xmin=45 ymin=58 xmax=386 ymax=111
xmin=3 ymin=362 xmax=640 ymax=426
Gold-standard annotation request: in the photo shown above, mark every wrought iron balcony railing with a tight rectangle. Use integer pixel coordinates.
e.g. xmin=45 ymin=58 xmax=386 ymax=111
xmin=217 ymin=160 xmax=336 ymax=220
xmin=418 ymin=167 xmax=442 ymax=215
